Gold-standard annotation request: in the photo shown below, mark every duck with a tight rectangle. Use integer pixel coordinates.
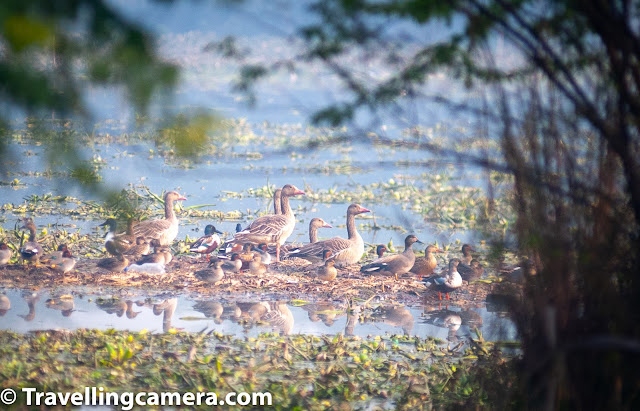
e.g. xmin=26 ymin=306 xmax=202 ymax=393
xmin=410 ymin=244 xmax=442 ymax=277
xmin=254 ymin=243 xmax=273 ymax=265
xmin=458 ymin=259 xmax=484 ymax=281
xmin=0 ymin=242 xmax=12 ymax=267
xmin=460 ymin=244 xmax=475 ymax=265
xmin=273 ymin=188 xmax=282 ymax=215
xmin=194 ymin=260 xmax=225 ymax=284
xmin=315 ymin=250 xmax=337 ymax=282
xmin=97 ymin=254 xmax=129 ymax=273
xmin=220 ymin=253 xmax=243 ymax=274
xmin=133 ymin=191 xmax=186 ymax=245
xmin=128 ymin=238 xmax=173 ymax=274
xmin=238 ymin=243 xmax=256 ymax=267
xmin=286 ymin=204 xmax=370 ymax=267
xmin=360 ymin=235 xmax=422 ymax=279
xmin=249 ymin=254 xmax=267 ymax=275
xmin=233 ymin=184 xmax=305 ymax=261
xmin=100 ymin=218 xmax=136 ymax=256
xmin=19 ymin=218 xmax=43 ymax=265
xmin=376 ymin=244 xmax=388 ymax=258
xmin=48 ymin=249 xmax=76 ymax=274
xmin=422 ymin=258 xmax=463 ymax=300
xmin=189 ymin=224 xmax=223 ymax=260
xmin=123 ymin=237 xmax=151 ymax=258
xmin=41 ymin=244 xmax=69 ymax=263
xmin=503 ymin=258 xmax=536 ymax=283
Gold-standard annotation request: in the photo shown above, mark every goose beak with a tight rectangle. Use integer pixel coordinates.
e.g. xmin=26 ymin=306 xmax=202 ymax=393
xmin=178 ymin=196 xmax=187 ymax=201
xmin=360 ymin=207 xmax=371 ymax=214
xmin=294 ymin=190 xmax=305 ymax=196
xmin=322 ymin=223 xmax=333 ymax=228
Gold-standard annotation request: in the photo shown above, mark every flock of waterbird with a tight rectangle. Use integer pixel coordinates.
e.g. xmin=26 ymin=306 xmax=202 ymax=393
xmin=0 ymin=185 xmax=486 ymax=300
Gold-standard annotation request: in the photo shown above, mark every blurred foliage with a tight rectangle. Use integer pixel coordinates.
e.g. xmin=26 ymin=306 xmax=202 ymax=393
xmin=0 ymin=0 xmax=224 ymax=191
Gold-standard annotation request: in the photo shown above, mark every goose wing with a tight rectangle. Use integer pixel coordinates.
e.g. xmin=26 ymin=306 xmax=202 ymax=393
xmin=287 ymin=237 xmax=352 ymax=261
xmin=245 ymin=215 xmax=289 ymax=236
xmin=133 ymin=219 xmax=173 ymax=239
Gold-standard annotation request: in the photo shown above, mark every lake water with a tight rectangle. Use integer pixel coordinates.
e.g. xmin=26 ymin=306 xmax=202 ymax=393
xmin=0 ymin=288 xmax=517 ymax=344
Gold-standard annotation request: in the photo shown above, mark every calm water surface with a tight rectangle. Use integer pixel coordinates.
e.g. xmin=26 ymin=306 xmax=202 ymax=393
xmin=0 ymin=288 xmax=516 ymax=344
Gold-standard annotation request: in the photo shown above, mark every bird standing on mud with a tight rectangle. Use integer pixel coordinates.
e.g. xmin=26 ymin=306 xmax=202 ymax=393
xmin=19 ymin=218 xmax=43 ymax=266
xmin=361 ymin=235 xmax=423 ymax=280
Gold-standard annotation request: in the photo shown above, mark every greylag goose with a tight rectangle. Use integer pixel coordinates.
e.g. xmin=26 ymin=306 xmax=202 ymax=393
xmin=133 ymin=191 xmax=186 ymax=245
xmin=460 ymin=244 xmax=475 ymax=265
xmin=189 ymin=224 xmax=223 ymax=260
xmin=0 ymin=242 xmax=11 ymax=266
xmin=233 ymin=184 xmax=305 ymax=261
xmin=194 ymin=260 xmax=225 ymax=284
xmin=360 ymin=235 xmax=422 ymax=279
xmin=315 ymin=250 xmax=337 ymax=282
xmin=20 ymin=218 xmax=43 ymax=265
xmin=272 ymin=216 xmax=332 ymax=255
xmin=286 ymin=204 xmax=370 ymax=267
xmin=410 ymin=244 xmax=441 ymax=276
xmin=48 ymin=249 xmax=76 ymax=274
xmin=273 ymin=188 xmax=282 ymax=215
xmin=458 ymin=259 xmax=484 ymax=281
xmin=422 ymin=258 xmax=463 ymax=300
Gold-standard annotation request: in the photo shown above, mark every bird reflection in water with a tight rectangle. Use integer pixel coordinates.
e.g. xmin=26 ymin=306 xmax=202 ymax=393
xmin=192 ymin=301 xmax=224 ymax=324
xmin=422 ymin=304 xmax=483 ymax=345
xmin=368 ymin=306 xmax=415 ymax=336
xmin=96 ymin=299 xmax=141 ymax=319
xmin=0 ymin=294 xmax=10 ymax=316
xmin=153 ymin=298 xmax=178 ymax=333
xmin=235 ymin=301 xmax=294 ymax=335
xmin=45 ymin=296 xmax=74 ymax=317
xmin=20 ymin=291 xmax=39 ymax=321
xmin=301 ymin=302 xmax=347 ymax=327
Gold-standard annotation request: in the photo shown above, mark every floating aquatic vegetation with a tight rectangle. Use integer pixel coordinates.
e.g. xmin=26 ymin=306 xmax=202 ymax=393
xmin=0 ymin=329 xmax=516 ymax=409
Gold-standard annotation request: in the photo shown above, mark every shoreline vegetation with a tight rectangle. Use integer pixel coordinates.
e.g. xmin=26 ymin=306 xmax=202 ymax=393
xmin=0 ymin=328 xmax=518 ymax=409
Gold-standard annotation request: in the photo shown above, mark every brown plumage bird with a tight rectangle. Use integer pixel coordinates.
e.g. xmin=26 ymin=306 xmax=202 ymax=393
xmin=315 ymin=250 xmax=337 ymax=282
xmin=361 ymin=235 xmax=422 ymax=279
xmin=286 ymin=204 xmax=370 ymax=267
xmin=133 ymin=191 xmax=186 ymax=245
xmin=410 ymin=245 xmax=441 ymax=277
